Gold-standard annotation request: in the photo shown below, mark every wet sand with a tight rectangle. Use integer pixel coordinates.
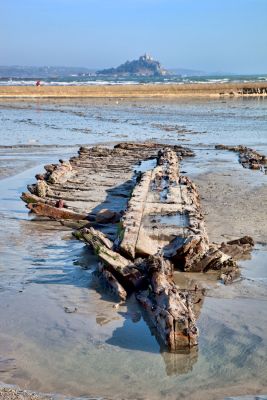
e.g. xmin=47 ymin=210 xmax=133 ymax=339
xmin=0 ymin=82 xmax=267 ymax=98
xmin=182 ymin=149 xmax=267 ymax=244
xmin=0 ymin=145 xmax=79 ymax=180
xmin=0 ymin=98 xmax=266 ymax=400
xmin=0 ymin=145 xmax=266 ymax=400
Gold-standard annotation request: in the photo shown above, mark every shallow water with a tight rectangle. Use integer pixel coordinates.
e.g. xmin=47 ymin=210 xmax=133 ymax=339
xmin=0 ymin=98 xmax=266 ymax=150
xmin=158 ymin=213 xmax=189 ymax=227
xmin=0 ymin=98 xmax=266 ymax=399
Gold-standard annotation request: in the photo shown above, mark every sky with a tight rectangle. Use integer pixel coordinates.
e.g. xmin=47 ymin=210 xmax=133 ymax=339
xmin=1 ymin=0 xmax=267 ymax=74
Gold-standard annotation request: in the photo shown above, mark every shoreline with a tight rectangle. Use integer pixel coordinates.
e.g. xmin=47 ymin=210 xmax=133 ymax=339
xmin=0 ymin=82 xmax=267 ymax=98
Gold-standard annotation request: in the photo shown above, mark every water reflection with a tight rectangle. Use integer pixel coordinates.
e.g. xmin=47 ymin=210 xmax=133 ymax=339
xmin=161 ymin=348 xmax=198 ymax=376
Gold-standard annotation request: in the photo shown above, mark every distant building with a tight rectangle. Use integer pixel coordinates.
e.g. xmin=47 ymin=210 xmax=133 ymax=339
xmin=140 ymin=53 xmax=153 ymax=62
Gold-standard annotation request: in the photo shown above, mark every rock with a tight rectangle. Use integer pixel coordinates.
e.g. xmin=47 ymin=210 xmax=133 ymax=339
xmin=64 ymin=306 xmax=77 ymax=313
xmin=95 ymin=208 xmax=121 ymax=224
xmin=44 ymin=163 xmax=56 ymax=173
xmin=35 ymin=174 xmax=46 ymax=181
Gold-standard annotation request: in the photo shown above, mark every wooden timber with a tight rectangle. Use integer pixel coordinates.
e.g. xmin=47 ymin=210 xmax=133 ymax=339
xmin=136 ymin=256 xmax=198 ymax=350
xmin=21 ymin=142 xmax=254 ymax=351
xmin=215 ymin=144 xmax=267 ymax=173
xmin=23 ymin=142 xmax=193 ymax=224
xmin=119 ymin=148 xmax=240 ymax=281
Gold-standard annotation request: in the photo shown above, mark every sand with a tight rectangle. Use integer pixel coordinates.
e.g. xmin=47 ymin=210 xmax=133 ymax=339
xmin=0 ymin=387 xmax=49 ymax=400
xmin=0 ymin=82 xmax=267 ymax=98
xmin=196 ymin=170 xmax=267 ymax=245
xmin=0 ymin=94 xmax=266 ymax=399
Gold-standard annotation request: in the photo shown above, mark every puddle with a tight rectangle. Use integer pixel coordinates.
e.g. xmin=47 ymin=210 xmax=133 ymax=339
xmin=241 ymin=244 xmax=267 ymax=282
xmin=206 ymin=245 xmax=267 ymax=301
xmin=134 ymin=158 xmax=157 ymax=173
xmin=157 ymin=212 xmax=189 ymax=227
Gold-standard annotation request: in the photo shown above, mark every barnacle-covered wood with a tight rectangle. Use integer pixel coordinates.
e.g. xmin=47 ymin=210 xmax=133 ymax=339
xmin=21 ymin=191 xmax=59 ymax=206
xmin=21 ymin=141 xmax=255 ymax=352
xmin=136 ymin=256 xmax=198 ymax=351
xmin=219 ymin=236 xmax=254 ymax=260
xmin=75 ymin=227 xmax=146 ymax=292
xmin=215 ymin=144 xmax=267 ymax=171
xmin=97 ymin=262 xmax=127 ymax=302
xmin=119 ymin=148 xmax=239 ymax=277
xmin=75 ymin=226 xmax=198 ymax=351
xmin=23 ymin=142 xmax=194 ymax=229
xmin=47 ymin=160 xmax=73 ymax=184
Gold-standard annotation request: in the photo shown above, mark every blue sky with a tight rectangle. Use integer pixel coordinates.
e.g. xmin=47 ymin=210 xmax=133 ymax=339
xmin=1 ymin=0 xmax=266 ymax=73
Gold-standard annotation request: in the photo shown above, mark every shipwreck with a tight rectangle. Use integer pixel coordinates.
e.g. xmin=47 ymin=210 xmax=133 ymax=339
xmin=21 ymin=142 xmax=254 ymax=352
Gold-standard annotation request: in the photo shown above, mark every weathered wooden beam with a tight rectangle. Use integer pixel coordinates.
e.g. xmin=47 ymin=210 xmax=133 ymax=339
xmin=119 ymin=148 xmax=210 ymax=262
xmin=21 ymin=191 xmax=57 ymax=206
xmin=117 ymin=148 xmax=244 ymax=278
xmin=74 ymin=227 xmax=146 ymax=291
xmin=136 ymin=256 xmax=198 ymax=351
xmin=21 ymin=142 xmax=255 ymax=353
xmin=119 ymin=170 xmax=153 ymax=258
xmin=219 ymin=236 xmax=254 ymax=260
xmin=27 ymin=202 xmax=87 ymax=220
xmin=114 ymin=142 xmax=195 ymax=158
xmin=59 ymin=219 xmax=90 ymax=229
xmin=97 ymin=262 xmax=127 ymax=301
xmin=75 ymin=227 xmax=199 ymax=351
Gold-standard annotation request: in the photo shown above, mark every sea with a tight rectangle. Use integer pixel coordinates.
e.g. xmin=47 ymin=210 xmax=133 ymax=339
xmin=0 ymin=94 xmax=266 ymax=400
xmin=0 ymin=73 xmax=267 ymax=86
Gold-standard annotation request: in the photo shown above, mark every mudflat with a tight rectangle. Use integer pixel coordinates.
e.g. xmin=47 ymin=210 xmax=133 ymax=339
xmin=0 ymin=82 xmax=267 ymax=98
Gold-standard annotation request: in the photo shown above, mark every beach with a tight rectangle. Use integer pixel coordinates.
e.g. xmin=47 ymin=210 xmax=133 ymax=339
xmin=0 ymin=97 xmax=266 ymax=400
xmin=0 ymin=82 xmax=267 ymax=98
xmin=2 ymin=0 xmax=267 ymax=397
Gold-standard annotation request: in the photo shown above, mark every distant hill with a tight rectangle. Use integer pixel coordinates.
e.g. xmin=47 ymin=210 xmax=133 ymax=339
xmin=0 ymin=66 xmax=94 ymax=79
xmin=97 ymin=54 xmax=168 ymax=77
xmin=0 ymin=64 xmax=241 ymax=81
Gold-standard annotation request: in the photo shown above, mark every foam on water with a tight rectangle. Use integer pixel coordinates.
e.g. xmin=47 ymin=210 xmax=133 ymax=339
xmin=1 ymin=73 xmax=267 ymax=86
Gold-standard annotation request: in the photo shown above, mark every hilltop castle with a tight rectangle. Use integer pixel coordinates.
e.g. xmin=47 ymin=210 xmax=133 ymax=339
xmin=97 ymin=54 xmax=167 ymax=77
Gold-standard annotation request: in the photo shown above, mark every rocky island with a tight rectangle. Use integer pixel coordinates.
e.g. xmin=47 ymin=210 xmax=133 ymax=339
xmin=97 ymin=54 xmax=168 ymax=77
